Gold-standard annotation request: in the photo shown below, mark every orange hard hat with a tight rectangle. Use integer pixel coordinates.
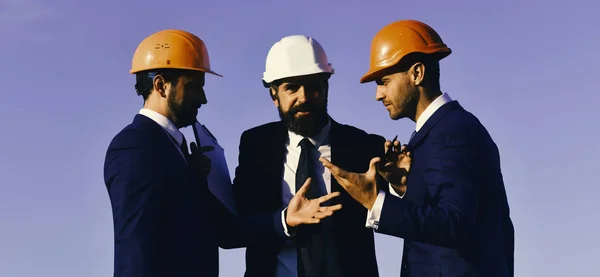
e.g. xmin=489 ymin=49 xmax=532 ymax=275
xmin=130 ymin=29 xmax=222 ymax=77
xmin=360 ymin=20 xmax=451 ymax=83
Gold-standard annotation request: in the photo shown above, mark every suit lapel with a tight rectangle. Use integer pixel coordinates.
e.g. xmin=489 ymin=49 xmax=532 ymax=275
xmin=408 ymin=100 xmax=462 ymax=149
xmin=133 ymin=114 xmax=189 ymax=171
xmin=328 ymin=120 xmax=346 ymax=206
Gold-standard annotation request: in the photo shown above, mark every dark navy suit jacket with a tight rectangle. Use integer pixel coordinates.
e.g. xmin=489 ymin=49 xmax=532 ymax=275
xmin=376 ymin=101 xmax=514 ymax=277
xmin=232 ymin=119 xmax=386 ymax=277
xmin=104 ymin=114 xmax=289 ymax=277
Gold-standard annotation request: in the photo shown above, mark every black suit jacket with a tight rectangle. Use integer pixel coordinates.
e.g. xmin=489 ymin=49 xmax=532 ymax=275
xmin=232 ymin=118 xmax=386 ymax=277
xmin=376 ymin=101 xmax=515 ymax=277
xmin=104 ymin=114 xmax=289 ymax=277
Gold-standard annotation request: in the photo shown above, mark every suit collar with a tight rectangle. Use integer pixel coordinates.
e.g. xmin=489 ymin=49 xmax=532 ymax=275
xmin=408 ymin=100 xmax=462 ymax=148
xmin=416 ymin=93 xmax=452 ymax=132
xmin=133 ymin=113 xmax=165 ymax=132
xmin=138 ymin=108 xmax=184 ymax=145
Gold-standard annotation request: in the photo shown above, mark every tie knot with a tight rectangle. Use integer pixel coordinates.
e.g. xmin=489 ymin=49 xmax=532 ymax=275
xmin=298 ymin=138 xmax=314 ymax=150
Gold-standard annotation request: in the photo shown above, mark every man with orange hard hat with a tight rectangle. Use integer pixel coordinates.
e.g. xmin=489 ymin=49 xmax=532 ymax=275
xmin=320 ymin=20 xmax=515 ymax=277
xmin=103 ymin=29 xmax=342 ymax=277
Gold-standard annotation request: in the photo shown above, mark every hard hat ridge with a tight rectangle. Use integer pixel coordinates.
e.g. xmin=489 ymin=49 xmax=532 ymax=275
xmin=360 ymin=20 xmax=451 ymax=83
xmin=262 ymin=35 xmax=334 ymax=86
xmin=130 ymin=29 xmax=221 ymax=77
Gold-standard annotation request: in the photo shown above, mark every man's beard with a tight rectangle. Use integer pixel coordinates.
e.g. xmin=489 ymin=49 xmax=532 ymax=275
xmin=168 ymin=88 xmax=195 ymax=128
xmin=278 ymin=102 xmax=329 ymax=137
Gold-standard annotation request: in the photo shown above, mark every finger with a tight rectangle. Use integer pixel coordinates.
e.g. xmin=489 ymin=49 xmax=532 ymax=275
xmin=377 ymin=162 xmax=393 ymax=174
xmin=384 ymin=140 xmax=392 ymax=153
xmin=319 ymin=204 xmax=342 ymax=212
xmin=308 ymin=218 xmax=321 ymax=224
xmin=190 ymin=142 xmax=197 ymax=152
xmin=401 ymin=144 xmax=408 ymax=153
xmin=397 ymin=153 xmax=411 ymax=165
xmin=314 ymin=205 xmax=342 ymax=219
xmin=319 ymin=157 xmax=348 ymax=178
xmin=296 ymin=177 xmax=312 ymax=196
xmin=299 ymin=217 xmax=320 ymax=224
xmin=199 ymin=142 xmax=215 ymax=153
xmin=316 ymin=191 xmax=340 ymax=203
xmin=393 ymin=141 xmax=403 ymax=153
xmin=369 ymin=157 xmax=381 ymax=171
xmin=313 ymin=210 xmax=334 ymax=219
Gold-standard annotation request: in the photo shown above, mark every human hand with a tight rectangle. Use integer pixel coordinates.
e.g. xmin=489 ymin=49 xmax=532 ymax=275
xmin=286 ymin=177 xmax=342 ymax=228
xmin=319 ymin=157 xmax=380 ymax=210
xmin=379 ymin=141 xmax=412 ymax=195
xmin=189 ymin=142 xmax=214 ymax=180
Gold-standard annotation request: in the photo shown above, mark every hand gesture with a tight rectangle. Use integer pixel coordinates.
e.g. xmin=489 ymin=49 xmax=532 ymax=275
xmin=319 ymin=157 xmax=380 ymax=210
xmin=286 ymin=178 xmax=342 ymax=228
xmin=189 ymin=142 xmax=214 ymax=181
xmin=379 ymin=140 xmax=412 ymax=195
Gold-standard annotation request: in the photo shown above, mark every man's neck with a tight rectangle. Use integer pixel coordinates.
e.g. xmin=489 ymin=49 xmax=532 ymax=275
xmin=413 ymin=90 xmax=442 ymax=123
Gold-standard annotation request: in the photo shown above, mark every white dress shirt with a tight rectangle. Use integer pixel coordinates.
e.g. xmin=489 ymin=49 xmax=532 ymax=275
xmin=277 ymin=119 xmax=338 ymax=277
xmin=365 ymin=93 xmax=453 ymax=229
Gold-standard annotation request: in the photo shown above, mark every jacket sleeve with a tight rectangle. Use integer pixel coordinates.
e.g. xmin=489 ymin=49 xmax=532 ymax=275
xmin=216 ymin=130 xmax=287 ymax=249
xmin=104 ymin=134 xmax=166 ymax=277
xmin=376 ymin=128 xmax=479 ymax=247
xmin=212 ymin=192 xmax=286 ymax=249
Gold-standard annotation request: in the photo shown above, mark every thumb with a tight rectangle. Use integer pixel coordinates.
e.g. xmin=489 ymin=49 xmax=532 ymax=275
xmin=296 ymin=177 xmax=312 ymax=197
xmin=369 ymin=157 xmax=381 ymax=171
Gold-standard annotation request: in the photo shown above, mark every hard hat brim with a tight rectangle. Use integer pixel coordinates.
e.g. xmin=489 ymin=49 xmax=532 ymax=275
xmin=359 ymin=49 xmax=451 ymax=84
xmin=130 ymin=66 xmax=223 ymax=77
xmin=262 ymin=67 xmax=333 ymax=86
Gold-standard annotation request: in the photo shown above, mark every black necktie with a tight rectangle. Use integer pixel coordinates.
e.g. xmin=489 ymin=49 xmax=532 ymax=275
xmin=296 ymin=138 xmax=318 ymax=197
xmin=180 ymin=136 xmax=190 ymax=160
xmin=296 ymin=138 xmax=326 ymax=277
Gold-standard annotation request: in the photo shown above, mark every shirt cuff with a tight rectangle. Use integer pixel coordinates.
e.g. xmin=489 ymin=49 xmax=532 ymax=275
xmin=388 ymin=183 xmax=405 ymax=198
xmin=281 ymin=208 xmax=295 ymax=237
xmin=365 ymin=190 xmax=386 ymax=230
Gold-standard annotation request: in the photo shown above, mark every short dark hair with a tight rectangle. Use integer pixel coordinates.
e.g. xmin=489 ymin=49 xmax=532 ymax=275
xmin=392 ymin=53 xmax=441 ymax=89
xmin=134 ymin=69 xmax=182 ymax=101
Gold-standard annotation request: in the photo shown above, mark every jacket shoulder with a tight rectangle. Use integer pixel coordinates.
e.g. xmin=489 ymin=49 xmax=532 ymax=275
xmin=240 ymin=121 xmax=282 ymax=139
xmin=334 ymin=121 xmax=385 ymax=143
xmin=436 ymin=104 xmax=489 ymax=137
xmin=107 ymin=123 xmax=150 ymax=150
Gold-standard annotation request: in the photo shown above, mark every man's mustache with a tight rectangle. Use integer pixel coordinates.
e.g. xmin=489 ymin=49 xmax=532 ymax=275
xmin=289 ymin=104 xmax=319 ymax=114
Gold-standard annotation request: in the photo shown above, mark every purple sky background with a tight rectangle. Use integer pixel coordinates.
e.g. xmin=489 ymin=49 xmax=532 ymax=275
xmin=1 ymin=0 xmax=598 ymax=276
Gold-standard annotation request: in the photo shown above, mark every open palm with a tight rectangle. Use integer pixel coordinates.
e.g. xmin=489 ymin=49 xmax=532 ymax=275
xmin=286 ymin=178 xmax=342 ymax=227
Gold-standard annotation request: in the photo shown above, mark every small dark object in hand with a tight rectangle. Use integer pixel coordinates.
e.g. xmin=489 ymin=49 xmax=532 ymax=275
xmin=385 ymin=135 xmax=398 ymax=162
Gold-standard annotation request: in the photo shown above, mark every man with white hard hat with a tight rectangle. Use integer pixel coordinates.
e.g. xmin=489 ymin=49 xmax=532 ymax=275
xmin=231 ymin=35 xmax=390 ymax=277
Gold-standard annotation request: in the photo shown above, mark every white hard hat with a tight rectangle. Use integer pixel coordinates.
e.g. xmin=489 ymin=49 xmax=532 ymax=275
xmin=262 ymin=35 xmax=334 ymax=86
